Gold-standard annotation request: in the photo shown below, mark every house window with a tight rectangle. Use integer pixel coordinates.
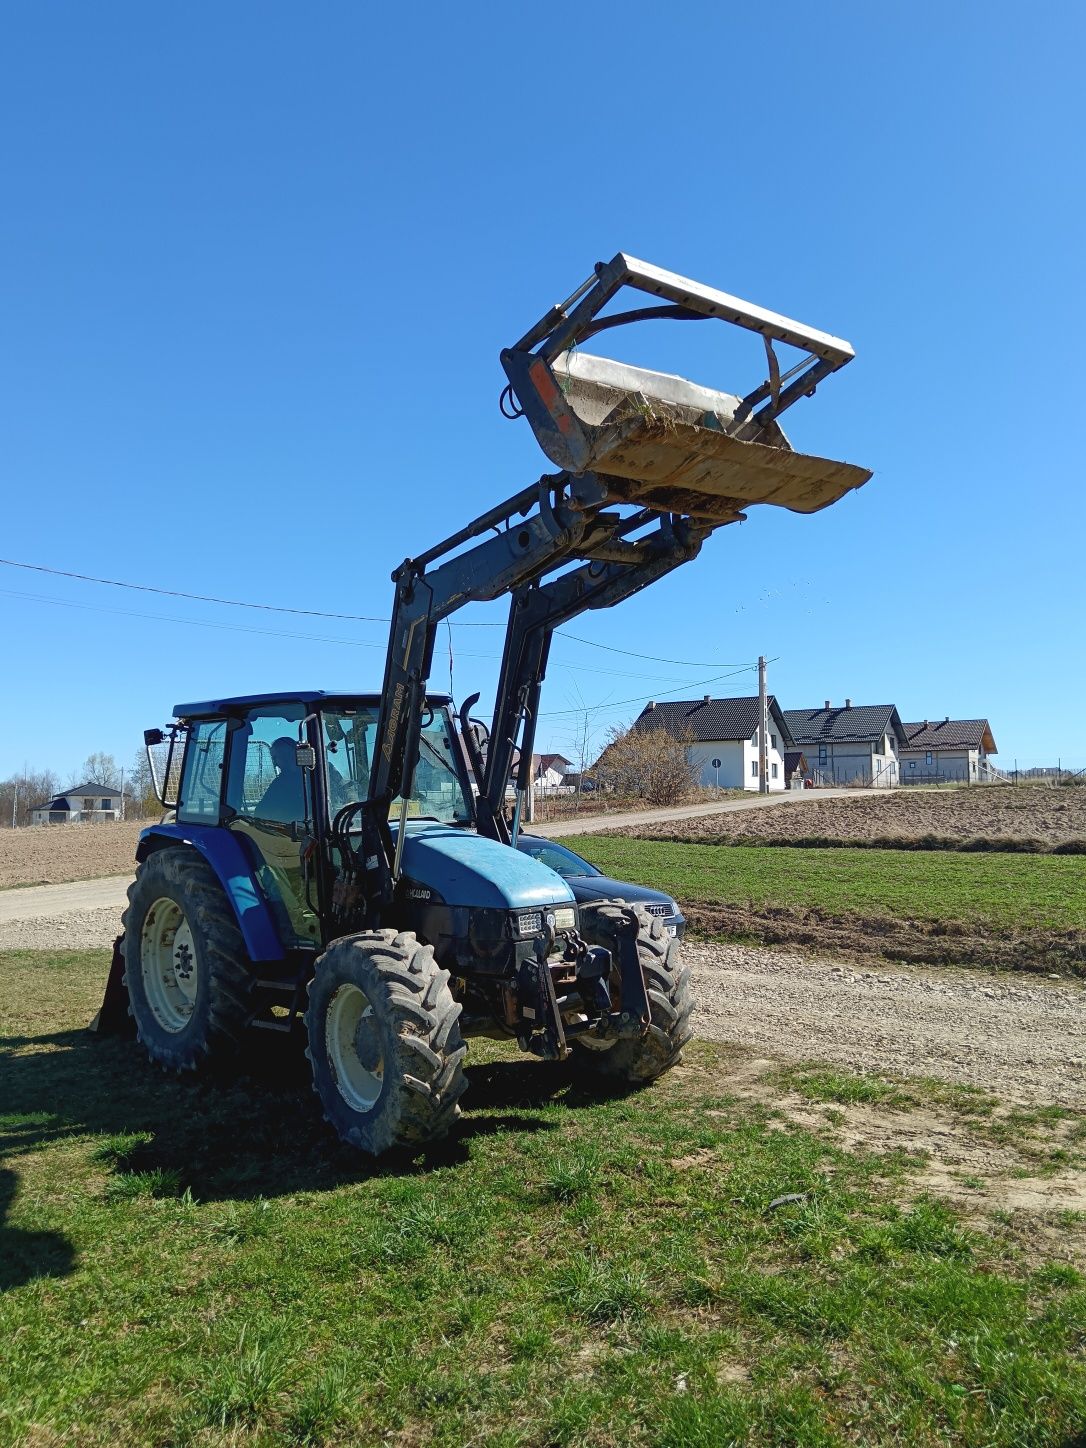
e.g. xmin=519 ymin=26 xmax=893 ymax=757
xmin=818 ymin=745 xmax=828 ymax=765
xmin=751 ymin=761 xmax=758 ymax=778
xmin=925 ymin=751 xmax=933 ymax=766
xmin=771 ymin=762 xmax=778 ymax=779
xmin=909 ymin=760 xmax=916 ymax=770
xmin=770 ymin=733 xmax=777 ymax=750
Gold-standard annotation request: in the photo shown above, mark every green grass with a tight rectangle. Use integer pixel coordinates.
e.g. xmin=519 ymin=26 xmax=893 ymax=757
xmin=2 ymin=950 xmax=1086 ymax=1446
xmin=566 ymin=836 xmax=1086 ymax=933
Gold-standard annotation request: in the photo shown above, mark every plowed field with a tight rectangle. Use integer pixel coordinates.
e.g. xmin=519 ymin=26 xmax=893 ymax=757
xmin=611 ymin=785 xmax=1086 ymax=849
xmin=0 ymin=820 xmax=145 ymax=889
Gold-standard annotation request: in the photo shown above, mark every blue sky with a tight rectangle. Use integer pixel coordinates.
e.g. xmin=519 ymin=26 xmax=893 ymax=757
xmin=1 ymin=2 xmax=1083 ymax=781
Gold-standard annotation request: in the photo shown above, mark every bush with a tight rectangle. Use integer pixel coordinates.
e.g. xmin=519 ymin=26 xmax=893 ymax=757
xmin=594 ymin=721 xmax=700 ymax=805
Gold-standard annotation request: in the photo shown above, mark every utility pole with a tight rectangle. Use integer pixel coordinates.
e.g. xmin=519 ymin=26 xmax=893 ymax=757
xmin=758 ymin=654 xmax=769 ymax=794
xmin=11 ymin=780 xmax=17 ymax=829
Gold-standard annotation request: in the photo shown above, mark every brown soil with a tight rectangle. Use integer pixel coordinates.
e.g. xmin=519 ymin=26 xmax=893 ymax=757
xmin=0 ymin=820 xmax=146 ymax=889
xmin=683 ymin=900 xmax=1086 ymax=976
xmin=615 ymin=785 xmax=1086 ymax=851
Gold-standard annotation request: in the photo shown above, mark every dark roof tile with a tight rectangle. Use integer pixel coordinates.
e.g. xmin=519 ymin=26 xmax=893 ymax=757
xmin=901 ymin=719 xmax=997 ymax=752
xmin=634 ymin=695 xmax=794 ymax=746
xmin=782 ymin=705 xmax=905 ymax=746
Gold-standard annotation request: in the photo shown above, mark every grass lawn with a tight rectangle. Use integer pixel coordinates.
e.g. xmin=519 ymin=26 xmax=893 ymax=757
xmin=566 ymin=836 xmax=1086 ymax=935
xmin=3 ymin=952 xmax=1086 ymax=1445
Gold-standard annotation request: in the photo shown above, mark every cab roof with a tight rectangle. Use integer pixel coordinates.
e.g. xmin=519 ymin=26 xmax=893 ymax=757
xmin=173 ymin=690 xmax=453 ymax=718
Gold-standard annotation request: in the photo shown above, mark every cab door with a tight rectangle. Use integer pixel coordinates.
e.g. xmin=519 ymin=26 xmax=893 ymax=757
xmin=224 ymin=704 xmax=322 ymax=948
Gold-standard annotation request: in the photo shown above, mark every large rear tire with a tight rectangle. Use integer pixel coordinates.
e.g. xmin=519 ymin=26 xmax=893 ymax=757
xmin=122 ymin=848 xmax=254 ymax=1071
xmin=305 ymin=931 xmax=468 ymax=1155
xmin=576 ymin=903 xmax=694 ymax=1083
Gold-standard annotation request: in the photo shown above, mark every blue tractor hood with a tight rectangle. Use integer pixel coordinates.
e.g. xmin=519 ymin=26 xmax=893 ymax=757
xmin=396 ymin=821 xmax=575 ymax=911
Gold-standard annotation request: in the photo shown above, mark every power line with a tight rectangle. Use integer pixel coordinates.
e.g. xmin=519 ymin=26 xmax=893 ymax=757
xmin=0 ymin=557 xmax=391 ymax=623
xmin=0 ymin=557 xmax=757 ymax=670
xmin=0 ymin=585 xmax=726 ymax=688
xmin=555 ymin=629 xmax=754 ymax=668
xmin=538 ymin=660 xmax=767 ymax=717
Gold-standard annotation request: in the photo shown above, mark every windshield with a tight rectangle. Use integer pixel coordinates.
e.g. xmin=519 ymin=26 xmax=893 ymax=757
xmin=321 ymin=704 xmax=474 ymax=827
xmin=517 ymin=838 xmax=601 ymax=879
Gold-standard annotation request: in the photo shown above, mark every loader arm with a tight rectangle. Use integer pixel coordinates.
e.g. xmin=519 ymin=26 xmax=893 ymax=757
xmin=357 ymin=475 xmax=717 ymax=912
xmin=477 ymin=511 xmax=708 ymax=844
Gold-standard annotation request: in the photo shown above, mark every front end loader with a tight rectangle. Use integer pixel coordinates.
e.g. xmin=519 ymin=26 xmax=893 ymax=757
xmin=95 ymin=253 xmax=871 ymax=1155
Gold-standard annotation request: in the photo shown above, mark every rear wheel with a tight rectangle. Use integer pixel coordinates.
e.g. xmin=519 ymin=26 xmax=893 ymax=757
xmin=576 ymin=903 xmax=694 ymax=1083
xmin=122 ymin=848 xmax=254 ymax=1071
xmin=305 ymin=931 xmax=468 ymax=1155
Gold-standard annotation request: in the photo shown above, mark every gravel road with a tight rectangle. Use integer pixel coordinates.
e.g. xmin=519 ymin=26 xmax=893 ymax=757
xmin=3 ymin=882 xmax=1083 ymax=1107
xmin=688 ymin=941 xmax=1086 ymax=1107
xmin=544 ymin=787 xmax=872 ymax=838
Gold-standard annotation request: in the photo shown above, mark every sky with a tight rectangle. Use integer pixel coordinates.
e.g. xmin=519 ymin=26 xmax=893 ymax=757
xmin=1 ymin=2 xmax=1083 ymax=784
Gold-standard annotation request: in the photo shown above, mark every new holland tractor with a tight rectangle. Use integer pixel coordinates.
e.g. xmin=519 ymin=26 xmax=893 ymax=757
xmin=97 ymin=254 xmax=870 ymax=1155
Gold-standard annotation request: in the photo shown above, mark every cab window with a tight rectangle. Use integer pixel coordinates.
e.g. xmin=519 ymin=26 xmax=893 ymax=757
xmin=177 ymin=719 xmax=227 ymax=824
xmin=225 ymin=705 xmax=308 ymax=824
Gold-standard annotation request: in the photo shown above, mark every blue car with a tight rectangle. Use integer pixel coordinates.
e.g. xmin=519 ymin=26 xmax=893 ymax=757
xmin=516 ymin=835 xmax=685 ymax=940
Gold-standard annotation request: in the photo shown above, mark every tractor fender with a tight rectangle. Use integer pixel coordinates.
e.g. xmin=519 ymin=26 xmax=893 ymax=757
xmin=134 ymin=824 xmax=285 ymax=963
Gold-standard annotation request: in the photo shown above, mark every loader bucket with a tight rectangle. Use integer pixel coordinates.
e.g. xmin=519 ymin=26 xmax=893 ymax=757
xmin=501 ymin=253 xmax=872 ymax=524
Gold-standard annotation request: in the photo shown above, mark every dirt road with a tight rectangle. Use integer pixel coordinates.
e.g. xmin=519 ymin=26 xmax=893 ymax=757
xmin=4 ymin=882 xmax=1084 ymax=1108
xmin=544 ymin=787 xmax=872 ymax=838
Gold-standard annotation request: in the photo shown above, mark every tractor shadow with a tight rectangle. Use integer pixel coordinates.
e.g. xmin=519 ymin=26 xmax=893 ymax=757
xmin=0 ymin=1166 xmax=76 ymax=1291
xmin=0 ymin=1026 xmax=627 ymax=1205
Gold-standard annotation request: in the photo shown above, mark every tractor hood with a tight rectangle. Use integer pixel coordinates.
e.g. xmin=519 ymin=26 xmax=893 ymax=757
xmin=396 ymin=821 xmax=575 ymax=911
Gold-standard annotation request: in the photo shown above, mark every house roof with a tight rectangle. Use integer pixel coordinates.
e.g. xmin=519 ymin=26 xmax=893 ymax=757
xmin=782 ymin=704 xmax=906 ymax=747
xmin=633 ymin=695 xmax=794 ymax=747
xmin=534 ymin=753 xmax=571 ymax=772
xmin=901 ymin=719 xmax=997 ymax=754
xmin=63 ymin=783 xmax=120 ymax=797
xmin=784 ymin=751 xmax=807 ymax=777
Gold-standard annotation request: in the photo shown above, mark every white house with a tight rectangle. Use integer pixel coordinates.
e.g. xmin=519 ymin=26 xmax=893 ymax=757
xmin=632 ymin=695 xmax=794 ymax=791
xmin=31 ymin=783 xmax=123 ymax=825
xmin=899 ymin=718 xmax=999 ymax=784
xmin=782 ymin=701 xmax=905 ymax=787
xmin=531 ymin=753 xmax=572 ymax=791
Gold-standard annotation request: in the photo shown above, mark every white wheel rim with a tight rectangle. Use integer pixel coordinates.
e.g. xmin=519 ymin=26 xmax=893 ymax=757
xmin=326 ymin=983 xmax=384 ymax=1112
xmin=140 ymin=895 xmax=199 ymax=1033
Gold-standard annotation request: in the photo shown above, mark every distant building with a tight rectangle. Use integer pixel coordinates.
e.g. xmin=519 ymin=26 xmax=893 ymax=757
xmin=782 ymin=701 xmax=906 ymax=787
xmin=31 ymin=783 xmax=123 ymax=825
xmin=632 ymin=695 xmax=795 ymax=791
xmin=532 ymin=753 xmax=572 ymax=790
xmin=899 ymin=718 xmax=999 ymax=784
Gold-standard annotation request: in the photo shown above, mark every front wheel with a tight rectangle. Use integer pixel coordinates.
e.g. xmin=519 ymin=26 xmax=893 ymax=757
xmin=575 ymin=903 xmax=694 ymax=1083
xmin=305 ymin=931 xmax=468 ymax=1155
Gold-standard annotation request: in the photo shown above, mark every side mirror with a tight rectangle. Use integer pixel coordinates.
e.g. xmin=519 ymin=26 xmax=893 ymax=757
xmin=144 ymin=728 xmax=165 ymax=747
xmin=296 ymin=742 xmax=316 ymax=770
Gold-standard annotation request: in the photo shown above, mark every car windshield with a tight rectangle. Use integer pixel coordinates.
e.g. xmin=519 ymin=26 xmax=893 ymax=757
xmin=320 ymin=703 xmax=474 ymax=826
xmin=518 ymin=838 xmax=601 ymax=879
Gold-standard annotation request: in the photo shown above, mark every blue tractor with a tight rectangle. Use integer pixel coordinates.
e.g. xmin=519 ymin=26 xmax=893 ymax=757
xmin=98 ymin=254 xmax=870 ymax=1155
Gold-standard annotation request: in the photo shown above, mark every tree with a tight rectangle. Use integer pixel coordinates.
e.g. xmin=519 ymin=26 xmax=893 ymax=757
xmin=74 ymin=752 xmax=122 ymax=789
xmin=129 ymin=746 xmax=160 ymax=819
xmin=0 ymin=767 xmax=61 ymax=828
xmin=595 ymin=719 xmax=700 ymax=804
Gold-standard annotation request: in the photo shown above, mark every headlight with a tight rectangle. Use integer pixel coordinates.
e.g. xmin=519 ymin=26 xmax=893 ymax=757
xmin=552 ymin=906 xmax=576 ymax=932
xmin=513 ymin=909 xmax=543 ymax=938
